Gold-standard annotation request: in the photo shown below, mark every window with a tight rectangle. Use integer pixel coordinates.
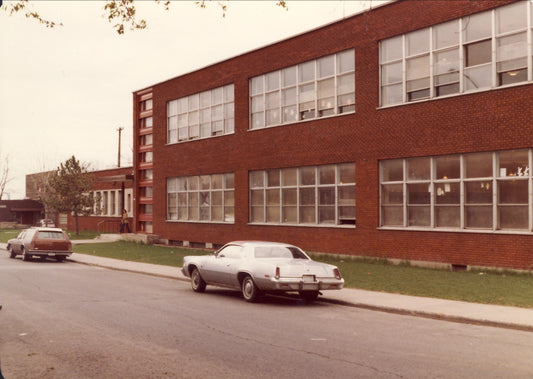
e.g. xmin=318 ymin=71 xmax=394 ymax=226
xmin=139 ymin=134 xmax=153 ymax=146
xmin=250 ymin=50 xmax=355 ymax=129
xmin=139 ymin=151 xmax=153 ymax=163
xmin=167 ymin=84 xmax=234 ymax=143
xmin=141 ymin=169 xmax=153 ymax=180
xmin=379 ymin=1 xmax=533 ymax=106
xmin=140 ymin=116 xmax=153 ymax=129
xmin=167 ymin=173 xmax=234 ymax=223
xmin=141 ymin=98 xmax=152 ymax=111
xmin=380 ymin=149 xmax=533 ymax=233
xmin=250 ymin=163 xmax=355 ymax=226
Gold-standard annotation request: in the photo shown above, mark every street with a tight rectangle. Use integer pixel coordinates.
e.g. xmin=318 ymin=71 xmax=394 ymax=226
xmin=0 ymin=253 xmax=532 ymax=378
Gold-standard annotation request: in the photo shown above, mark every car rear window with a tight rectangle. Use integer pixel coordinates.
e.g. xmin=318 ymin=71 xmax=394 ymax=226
xmin=37 ymin=231 xmax=66 ymax=240
xmin=254 ymin=246 xmax=308 ymax=259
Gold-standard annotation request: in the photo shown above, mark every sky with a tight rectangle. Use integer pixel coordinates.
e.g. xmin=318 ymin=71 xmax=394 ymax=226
xmin=0 ymin=0 xmax=388 ymax=199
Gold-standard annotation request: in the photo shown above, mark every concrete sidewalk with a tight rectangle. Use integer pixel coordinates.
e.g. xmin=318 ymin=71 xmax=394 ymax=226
xmin=66 ymin=252 xmax=533 ymax=333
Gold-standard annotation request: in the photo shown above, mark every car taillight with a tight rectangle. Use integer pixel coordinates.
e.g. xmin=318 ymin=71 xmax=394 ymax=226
xmin=334 ymin=268 xmax=342 ymax=280
xmin=275 ymin=267 xmax=280 ymax=279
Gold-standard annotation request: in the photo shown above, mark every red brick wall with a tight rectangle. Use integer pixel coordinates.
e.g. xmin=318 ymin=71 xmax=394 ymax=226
xmin=67 ymin=167 xmax=134 ymax=232
xmin=136 ymin=0 xmax=533 ymax=270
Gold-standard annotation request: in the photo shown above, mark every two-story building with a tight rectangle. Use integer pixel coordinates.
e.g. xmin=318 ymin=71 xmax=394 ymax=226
xmin=132 ymin=0 xmax=533 ymax=271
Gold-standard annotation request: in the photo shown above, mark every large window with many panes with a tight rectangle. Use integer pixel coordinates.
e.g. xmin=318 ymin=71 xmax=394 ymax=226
xmin=250 ymin=50 xmax=355 ymax=129
xmin=167 ymin=173 xmax=235 ymax=223
xmin=380 ymin=1 xmax=533 ymax=106
xmin=250 ymin=163 xmax=355 ymax=226
xmin=167 ymin=84 xmax=234 ymax=143
xmin=380 ymin=149 xmax=533 ymax=232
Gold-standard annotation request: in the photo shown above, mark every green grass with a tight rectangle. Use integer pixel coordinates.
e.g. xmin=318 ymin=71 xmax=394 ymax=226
xmin=0 ymin=229 xmax=20 ymax=243
xmin=315 ymin=255 xmax=533 ymax=309
xmin=73 ymin=241 xmax=210 ymax=267
xmin=3 ymin=229 xmax=532 ymax=308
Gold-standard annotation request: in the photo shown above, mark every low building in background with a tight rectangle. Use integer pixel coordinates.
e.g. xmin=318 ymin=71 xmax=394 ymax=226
xmin=0 ymin=199 xmax=44 ymax=227
xmin=26 ymin=167 xmax=134 ymax=233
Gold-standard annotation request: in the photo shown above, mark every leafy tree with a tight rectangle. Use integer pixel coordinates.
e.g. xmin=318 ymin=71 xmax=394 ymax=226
xmin=42 ymin=156 xmax=94 ymax=235
xmin=2 ymin=0 xmax=287 ymax=34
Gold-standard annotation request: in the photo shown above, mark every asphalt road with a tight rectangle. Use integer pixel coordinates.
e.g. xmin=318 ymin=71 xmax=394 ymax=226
xmin=1 ymin=254 xmax=532 ymax=378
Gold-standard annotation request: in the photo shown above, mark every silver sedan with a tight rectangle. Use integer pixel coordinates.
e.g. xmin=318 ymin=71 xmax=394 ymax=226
xmin=181 ymin=241 xmax=344 ymax=303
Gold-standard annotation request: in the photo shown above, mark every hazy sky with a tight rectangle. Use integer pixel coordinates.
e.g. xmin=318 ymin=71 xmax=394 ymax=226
xmin=0 ymin=0 xmax=387 ymax=199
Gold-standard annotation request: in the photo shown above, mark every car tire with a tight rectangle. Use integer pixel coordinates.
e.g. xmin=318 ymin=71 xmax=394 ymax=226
xmin=55 ymin=256 xmax=66 ymax=262
xmin=191 ymin=268 xmax=206 ymax=293
xmin=242 ymin=275 xmax=261 ymax=303
xmin=21 ymin=248 xmax=30 ymax=262
xmin=300 ymin=290 xmax=319 ymax=304
xmin=7 ymin=246 xmax=16 ymax=259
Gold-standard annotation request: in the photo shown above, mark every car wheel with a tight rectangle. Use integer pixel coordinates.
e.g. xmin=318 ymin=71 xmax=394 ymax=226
xmin=21 ymin=248 xmax=30 ymax=262
xmin=7 ymin=245 xmax=16 ymax=259
xmin=299 ymin=290 xmax=319 ymax=304
xmin=190 ymin=268 xmax=206 ymax=293
xmin=242 ymin=275 xmax=261 ymax=303
xmin=55 ymin=256 xmax=66 ymax=262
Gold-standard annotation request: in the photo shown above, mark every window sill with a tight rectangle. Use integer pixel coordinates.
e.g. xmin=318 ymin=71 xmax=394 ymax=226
xmin=378 ymin=80 xmax=533 ymax=110
xmin=378 ymin=226 xmax=532 ymax=235
xmin=248 ymin=110 xmax=356 ymax=132
xmin=248 ymin=222 xmax=355 ymax=229
xmin=166 ymin=219 xmax=235 ymax=225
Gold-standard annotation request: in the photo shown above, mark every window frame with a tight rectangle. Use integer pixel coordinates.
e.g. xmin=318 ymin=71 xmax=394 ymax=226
xmin=249 ymin=49 xmax=355 ymax=130
xmin=249 ymin=163 xmax=356 ymax=227
xmin=167 ymin=173 xmax=235 ymax=224
xmin=379 ymin=149 xmax=533 ymax=234
xmin=379 ymin=1 xmax=533 ymax=107
xmin=167 ymin=84 xmax=234 ymax=144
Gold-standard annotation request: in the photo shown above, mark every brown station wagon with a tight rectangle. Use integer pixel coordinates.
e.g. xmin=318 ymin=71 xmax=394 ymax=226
xmin=7 ymin=227 xmax=73 ymax=262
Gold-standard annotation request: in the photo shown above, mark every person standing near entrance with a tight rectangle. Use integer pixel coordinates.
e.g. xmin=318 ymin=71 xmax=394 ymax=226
xmin=119 ymin=209 xmax=130 ymax=233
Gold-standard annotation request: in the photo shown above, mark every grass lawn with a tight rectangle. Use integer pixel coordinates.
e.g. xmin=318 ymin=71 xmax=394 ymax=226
xmin=317 ymin=255 xmax=533 ymax=309
xmin=0 ymin=229 xmax=20 ymax=243
xmin=73 ymin=241 xmax=209 ymax=267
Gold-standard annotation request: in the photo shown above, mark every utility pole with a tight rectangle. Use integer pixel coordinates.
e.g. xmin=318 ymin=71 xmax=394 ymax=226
xmin=117 ymin=127 xmax=124 ymax=168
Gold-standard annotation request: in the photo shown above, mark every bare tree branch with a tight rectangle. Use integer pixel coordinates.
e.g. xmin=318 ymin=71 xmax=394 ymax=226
xmin=0 ymin=154 xmax=11 ymax=201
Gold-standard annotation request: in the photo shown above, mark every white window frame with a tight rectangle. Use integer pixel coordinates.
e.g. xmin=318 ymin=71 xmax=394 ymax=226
xmin=379 ymin=1 xmax=533 ymax=106
xmin=249 ymin=163 xmax=356 ymax=227
xmin=379 ymin=149 xmax=533 ymax=234
xmin=249 ymin=49 xmax=355 ymax=130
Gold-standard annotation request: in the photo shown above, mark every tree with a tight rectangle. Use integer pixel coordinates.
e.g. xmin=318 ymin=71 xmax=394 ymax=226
xmin=2 ymin=0 xmax=288 ymax=35
xmin=0 ymin=153 xmax=10 ymax=200
xmin=42 ymin=156 xmax=94 ymax=235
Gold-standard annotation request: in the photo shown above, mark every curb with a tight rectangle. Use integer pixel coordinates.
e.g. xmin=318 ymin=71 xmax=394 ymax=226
xmin=318 ymin=297 xmax=533 ymax=333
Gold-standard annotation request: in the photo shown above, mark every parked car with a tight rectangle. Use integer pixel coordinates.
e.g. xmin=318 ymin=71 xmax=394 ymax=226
xmin=38 ymin=219 xmax=56 ymax=227
xmin=182 ymin=241 xmax=344 ymax=303
xmin=7 ymin=227 xmax=72 ymax=262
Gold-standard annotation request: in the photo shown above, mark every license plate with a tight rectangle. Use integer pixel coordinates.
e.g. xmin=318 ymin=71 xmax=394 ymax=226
xmin=302 ymin=275 xmax=316 ymax=283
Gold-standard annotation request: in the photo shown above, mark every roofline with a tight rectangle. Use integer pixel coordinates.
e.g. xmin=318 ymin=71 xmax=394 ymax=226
xmin=134 ymin=0 xmax=394 ymax=93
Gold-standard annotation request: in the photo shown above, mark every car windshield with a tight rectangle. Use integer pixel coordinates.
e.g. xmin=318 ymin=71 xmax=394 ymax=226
xmin=254 ymin=246 xmax=308 ymax=259
xmin=37 ymin=231 xmax=66 ymax=240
